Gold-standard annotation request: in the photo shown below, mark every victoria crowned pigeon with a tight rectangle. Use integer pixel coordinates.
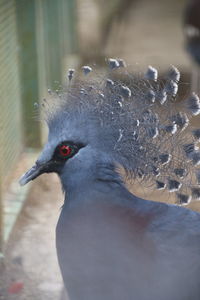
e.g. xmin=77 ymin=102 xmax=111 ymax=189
xmin=20 ymin=59 xmax=200 ymax=300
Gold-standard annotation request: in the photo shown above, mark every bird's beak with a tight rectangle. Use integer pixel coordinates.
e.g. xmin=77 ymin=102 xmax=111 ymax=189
xmin=19 ymin=163 xmax=45 ymax=186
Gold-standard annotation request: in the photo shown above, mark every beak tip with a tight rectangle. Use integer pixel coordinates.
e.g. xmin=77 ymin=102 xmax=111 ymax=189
xmin=19 ymin=163 xmax=42 ymax=187
xmin=19 ymin=175 xmax=28 ymax=186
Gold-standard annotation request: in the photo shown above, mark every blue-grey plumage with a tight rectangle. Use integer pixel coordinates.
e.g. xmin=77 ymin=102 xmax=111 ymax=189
xmin=19 ymin=61 xmax=200 ymax=299
xmin=55 ymin=145 xmax=200 ymax=300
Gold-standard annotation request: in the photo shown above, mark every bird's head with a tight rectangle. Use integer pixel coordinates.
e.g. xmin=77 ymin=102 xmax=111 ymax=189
xmin=19 ymin=60 xmax=200 ymax=204
xmin=19 ymin=87 xmax=121 ymax=189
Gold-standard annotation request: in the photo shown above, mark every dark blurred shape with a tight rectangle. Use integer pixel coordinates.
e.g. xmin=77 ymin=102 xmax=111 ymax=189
xmin=12 ymin=256 xmax=23 ymax=266
xmin=184 ymin=0 xmax=200 ymax=65
xmin=99 ymin=0 xmax=137 ymax=46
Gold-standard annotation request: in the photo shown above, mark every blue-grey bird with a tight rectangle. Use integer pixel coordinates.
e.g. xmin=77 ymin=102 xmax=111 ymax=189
xmin=20 ymin=59 xmax=200 ymax=300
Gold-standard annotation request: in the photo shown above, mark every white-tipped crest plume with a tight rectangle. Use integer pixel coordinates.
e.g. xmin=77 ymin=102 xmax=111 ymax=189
xmin=39 ymin=58 xmax=200 ymax=206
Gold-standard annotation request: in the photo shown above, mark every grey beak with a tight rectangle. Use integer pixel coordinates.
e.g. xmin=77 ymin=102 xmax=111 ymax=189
xmin=19 ymin=163 xmax=43 ymax=186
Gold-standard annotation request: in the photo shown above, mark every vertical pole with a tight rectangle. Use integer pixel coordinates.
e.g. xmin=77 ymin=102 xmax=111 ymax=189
xmin=15 ymin=0 xmax=41 ymax=148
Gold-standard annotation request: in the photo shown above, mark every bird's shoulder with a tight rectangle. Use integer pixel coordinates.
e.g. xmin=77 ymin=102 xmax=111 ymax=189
xmin=140 ymin=199 xmax=200 ymax=251
xmin=121 ymin=190 xmax=200 ymax=245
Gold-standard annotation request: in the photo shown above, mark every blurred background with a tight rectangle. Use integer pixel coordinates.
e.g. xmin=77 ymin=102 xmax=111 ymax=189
xmin=0 ymin=0 xmax=200 ymax=299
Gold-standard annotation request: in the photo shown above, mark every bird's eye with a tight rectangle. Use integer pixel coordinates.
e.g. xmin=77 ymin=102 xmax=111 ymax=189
xmin=58 ymin=145 xmax=73 ymax=157
xmin=53 ymin=141 xmax=84 ymax=161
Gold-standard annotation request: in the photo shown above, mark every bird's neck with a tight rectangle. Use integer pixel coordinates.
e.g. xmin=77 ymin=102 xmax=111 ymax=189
xmin=60 ymin=162 xmax=128 ymax=205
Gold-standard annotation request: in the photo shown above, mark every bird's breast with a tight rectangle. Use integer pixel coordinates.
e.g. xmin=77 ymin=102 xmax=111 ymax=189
xmin=56 ymin=200 xmax=199 ymax=300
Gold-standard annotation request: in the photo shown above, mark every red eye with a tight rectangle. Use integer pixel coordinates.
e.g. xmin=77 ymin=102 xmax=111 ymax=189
xmin=59 ymin=145 xmax=72 ymax=157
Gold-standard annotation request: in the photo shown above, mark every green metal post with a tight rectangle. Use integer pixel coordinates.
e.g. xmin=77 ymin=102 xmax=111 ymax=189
xmin=15 ymin=0 xmax=41 ymax=148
